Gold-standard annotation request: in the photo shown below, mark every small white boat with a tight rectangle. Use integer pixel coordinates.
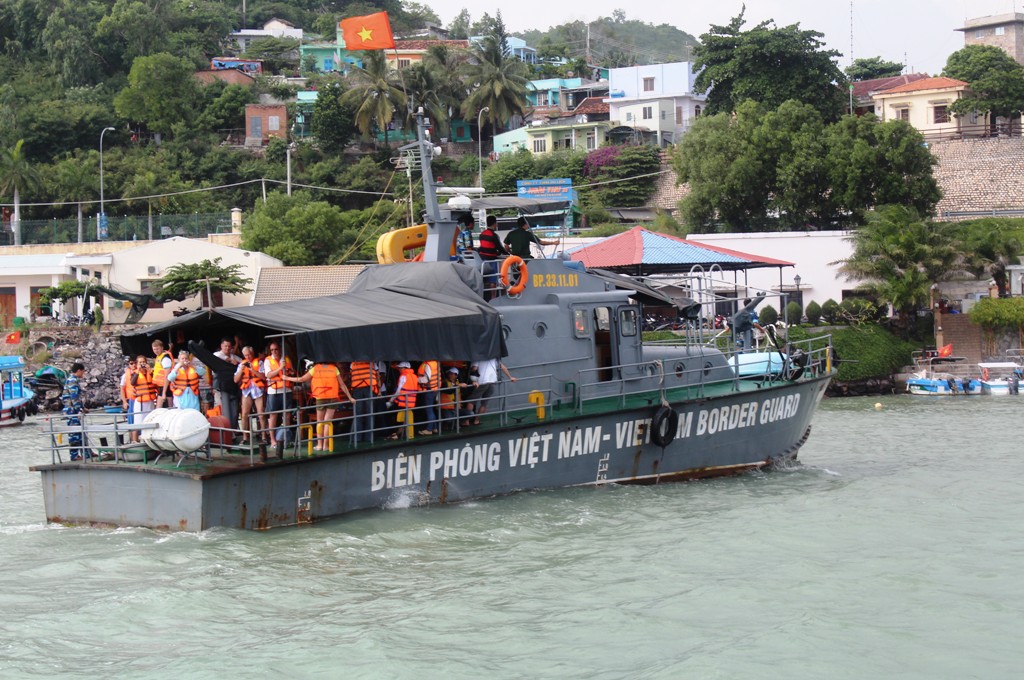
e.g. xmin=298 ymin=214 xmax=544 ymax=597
xmin=978 ymin=361 xmax=1023 ymax=396
xmin=0 ymin=355 xmax=38 ymax=426
xmin=906 ymin=351 xmax=979 ymax=396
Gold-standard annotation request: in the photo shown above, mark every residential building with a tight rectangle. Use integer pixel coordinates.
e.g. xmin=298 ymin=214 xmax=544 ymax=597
xmin=468 ymin=36 xmax=537 ymax=64
xmin=956 ymin=13 xmax=1024 ymax=64
xmin=0 ymin=238 xmax=281 ymax=325
xmin=494 ymin=97 xmax=613 ymax=156
xmin=245 ymin=104 xmax=288 ymax=146
xmin=230 ymin=18 xmax=303 ymax=53
xmin=851 ymin=74 xmax=928 ymax=116
xmin=527 ymin=78 xmax=584 ymax=114
xmin=378 ymin=40 xmax=469 ymax=70
xmin=193 ymin=69 xmax=256 ymax=87
xmin=604 ymin=62 xmax=707 ymax=146
xmin=299 ymin=40 xmax=361 ymax=74
xmin=871 ymin=77 xmax=984 ymax=139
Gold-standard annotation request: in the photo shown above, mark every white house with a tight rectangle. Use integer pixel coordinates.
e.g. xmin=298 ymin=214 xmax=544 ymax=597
xmin=0 ymin=237 xmax=281 ymax=326
xmin=604 ymin=62 xmax=707 ymax=146
xmin=230 ymin=18 xmax=303 ymax=53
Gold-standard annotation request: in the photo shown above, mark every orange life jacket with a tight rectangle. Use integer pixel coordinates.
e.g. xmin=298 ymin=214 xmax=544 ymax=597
xmin=133 ymin=368 xmax=157 ymax=403
xmin=395 ymin=368 xmax=419 ymax=409
xmin=151 ymin=351 xmax=171 ymax=387
xmin=171 ymin=366 xmax=200 ymax=397
xmin=310 ymin=364 xmax=341 ymax=401
xmin=350 ymin=361 xmax=379 ymax=394
xmin=440 ymin=380 xmax=459 ymax=410
xmin=240 ymin=359 xmax=266 ymax=391
xmin=417 ymin=360 xmax=440 ymax=390
xmin=265 ymin=355 xmax=293 ymax=390
xmin=122 ymin=368 xmax=136 ymax=400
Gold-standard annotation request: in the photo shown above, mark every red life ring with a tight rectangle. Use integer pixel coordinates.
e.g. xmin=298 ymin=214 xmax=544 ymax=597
xmin=500 ymin=256 xmax=528 ymax=295
xmin=982 ymin=367 xmax=990 ymax=381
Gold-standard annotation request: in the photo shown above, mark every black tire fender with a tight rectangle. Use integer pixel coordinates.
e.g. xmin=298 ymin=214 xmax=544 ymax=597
xmin=651 ymin=405 xmax=678 ymax=448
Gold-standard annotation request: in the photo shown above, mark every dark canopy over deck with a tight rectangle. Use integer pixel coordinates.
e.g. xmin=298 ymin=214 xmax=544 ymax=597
xmin=122 ymin=262 xmax=504 ymax=362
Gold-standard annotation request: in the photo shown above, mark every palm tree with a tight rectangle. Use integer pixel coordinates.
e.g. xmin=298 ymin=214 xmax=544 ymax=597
xmin=52 ymin=153 xmax=98 ymax=243
xmin=952 ymin=218 xmax=1022 ymax=297
xmin=460 ymin=36 xmax=530 ymax=133
xmin=342 ymin=51 xmax=408 ymax=146
xmin=402 ymin=63 xmax=447 ymax=135
xmin=836 ymin=205 xmax=960 ymax=333
xmin=0 ymin=139 xmax=40 ymax=245
xmin=424 ymin=44 xmax=469 ymax=129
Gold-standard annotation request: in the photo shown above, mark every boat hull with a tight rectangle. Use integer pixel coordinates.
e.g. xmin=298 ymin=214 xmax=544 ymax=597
xmin=906 ymin=378 xmax=979 ymax=396
xmin=35 ymin=376 xmax=829 ymax=530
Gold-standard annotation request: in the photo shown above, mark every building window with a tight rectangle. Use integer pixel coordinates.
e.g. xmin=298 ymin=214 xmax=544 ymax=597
xmin=642 ymin=106 xmax=653 ymax=120
xmin=661 ymin=110 xmax=666 ymax=120
xmin=896 ymin=108 xmax=910 ymax=121
xmin=397 ymin=58 xmax=411 ymax=68
xmin=626 ymin=112 xmax=632 ymax=122
xmin=269 ymin=116 xmax=280 ymax=131
xmin=676 ymin=106 xmax=682 ymax=125
xmin=934 ymin=105 xmax=949 ymax=124
xmin=643 ymin=77 xmax=654 ymax=91
xmin=564 ymin=134 xmax=573 ymax=149
xmin=586 ymin=132 xmax=596 ymax=150
xmin=533 ymin=138 xmax=547 ymax=153
xmin=536 ymin=92 xmax=549 ymax=106
xmin=975 ymin=29 xmax=986 ymax=38
xmin=140 ymin=281 xmax=165 ymax=309
xmin=996 ymin=26 xmax=1006 ymax=36
xmin=695 ymin=105 xmax=701 ymax=117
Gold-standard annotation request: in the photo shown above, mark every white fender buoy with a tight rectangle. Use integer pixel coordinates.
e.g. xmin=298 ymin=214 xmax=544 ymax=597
xmin=141 ymin=408 xmax=210 ymax=452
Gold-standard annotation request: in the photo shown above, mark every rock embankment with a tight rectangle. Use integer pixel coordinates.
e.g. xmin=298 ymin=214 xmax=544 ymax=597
xmin=1 ymin=326 xmax=142 ymax=410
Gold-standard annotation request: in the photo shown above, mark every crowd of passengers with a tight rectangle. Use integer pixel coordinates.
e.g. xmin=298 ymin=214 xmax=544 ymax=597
xmin=120 ymin=336 xmax=515 ymax=452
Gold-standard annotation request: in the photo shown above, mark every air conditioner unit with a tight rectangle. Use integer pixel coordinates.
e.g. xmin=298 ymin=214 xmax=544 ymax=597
xmin=147 ymin=265 xmax=160 ymax=276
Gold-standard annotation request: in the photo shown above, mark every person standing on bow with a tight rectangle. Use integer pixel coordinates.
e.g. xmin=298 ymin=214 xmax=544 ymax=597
xmin=284 ymin=362 xmax=354 ymax=451
xmin=62 ymin=362 xmax=88 ymax=460
xmin=234 ymin=346 xmax=267 ymax=444
xmin=262 ymin=342 xmax=294 ymax=449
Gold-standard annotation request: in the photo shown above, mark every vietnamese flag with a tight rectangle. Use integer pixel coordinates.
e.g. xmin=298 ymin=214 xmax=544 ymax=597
xmin=938 ymin=343 xmax=953 ymax=357
xmin=340 ymin=12 xmax=396 ymax=50
xmin=4 ymin=331 xmax=20 ymax=344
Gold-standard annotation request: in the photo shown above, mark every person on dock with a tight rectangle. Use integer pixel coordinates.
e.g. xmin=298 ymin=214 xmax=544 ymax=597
xmin=504 ymin=216 xmax=557 ymax=259
xmin=262 ymin=342 xmax=294 ymax=449
xmin=168 ymin=350 xmax=206 ymax=411
xmin=234 ymin=346 xmax=268 ymax=444
xmin=62 ymin=362 xmax=88 ymax=460
xmin=151 ymin=340 xmax=173 ymax=408
xmin=284 ymin=362 xmax=354 ymax=451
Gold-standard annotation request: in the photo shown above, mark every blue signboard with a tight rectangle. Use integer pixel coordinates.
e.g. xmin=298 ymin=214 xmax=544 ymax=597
xmin=517 ymin=178 xmax=574 ymax=201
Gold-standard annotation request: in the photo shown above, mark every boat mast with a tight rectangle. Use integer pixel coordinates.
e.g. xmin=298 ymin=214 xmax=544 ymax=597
xmin=406 ymin=110 xmax=460 ymax=264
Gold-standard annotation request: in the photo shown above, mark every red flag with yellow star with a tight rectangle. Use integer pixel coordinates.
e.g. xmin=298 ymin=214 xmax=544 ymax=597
xmin=340 ymin=12 xmax=396 ymax=50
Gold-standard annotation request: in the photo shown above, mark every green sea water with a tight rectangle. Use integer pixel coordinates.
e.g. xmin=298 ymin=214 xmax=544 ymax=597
xmin=1 ymin=396 xmax=1022 ymax=679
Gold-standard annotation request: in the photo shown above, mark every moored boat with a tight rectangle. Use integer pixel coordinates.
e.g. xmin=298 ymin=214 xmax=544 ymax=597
xmin=0 ymin=356 xmax=37 ymax=426
xmin=30 ymin=113 xmax=836 ymax=530
xmin=906 ymin=350 xmax=980 ymax=396
xmin=978 ymin=361 xmax=1023 ymax=396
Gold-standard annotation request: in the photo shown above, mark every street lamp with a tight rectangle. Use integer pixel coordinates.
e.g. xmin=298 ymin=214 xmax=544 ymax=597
xmin=477 ymin=106 xmax=490 ymax=187
xmin=793 ymin=274 xmax=802 ymax=291
xmin=99 ymin=126 xmax=115 ymax=239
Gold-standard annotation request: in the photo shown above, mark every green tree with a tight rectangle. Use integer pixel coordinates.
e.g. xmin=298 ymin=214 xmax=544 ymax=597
xmin=195 ymin=83 xmax=257 ymax=133
xmin=95 ymin=0 xmax=172 ymax=70
xmin=0 ymin=139 xmax=40 ymax=245
xmin=693 ymin=10 xmax=847 ymax=121
xmin=51 ymin=152 xmax=98 ymax=243
xmin=950 ymin=217 xmax=1022 ymax=297
xmin=943 ymin=45 xmax=1024 ymax=134
xmin=242 ymin=37 xmax=301 ymax=74
xmin=311 ymin=82 xmax=357 ymax=154
xmin=242 ymin=191 xmax=352 ymax=265
xmin=114 ymin=53 xmax=201 ymax=136
xmin=41 ymin=0 xmax=107 ymax=87
xmin=845 ymin=56 xmax=904 ymax=81
xmin=836 ymin=205 xmax=959 ymax=332
xmin=154 ymin=257 xmax=253 ymax=308
xmin=403 ymin=63 xmax=448 ymax=134
xmin=461 ymin=17 xmax=530 ymax=132
xmin=423 ymin=44 xmax=470 ymax=130
xmin=447 ymin=8 xmax=471 ymax=39
xmin=342 ymin=51 xmax=408 ymax=145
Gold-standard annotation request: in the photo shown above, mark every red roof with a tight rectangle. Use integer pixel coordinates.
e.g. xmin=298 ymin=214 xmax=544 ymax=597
xmin=876 ymin=76 xmax=968 ymax=95
xmin=851 ymin=74 xmax=929 ymax=101
xmin=572 ymin=97 xmax=609 ymax=116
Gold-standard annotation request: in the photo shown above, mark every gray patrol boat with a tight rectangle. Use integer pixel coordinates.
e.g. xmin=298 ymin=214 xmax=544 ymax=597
xmin=32 ymin=114 xmax=835 ymax=530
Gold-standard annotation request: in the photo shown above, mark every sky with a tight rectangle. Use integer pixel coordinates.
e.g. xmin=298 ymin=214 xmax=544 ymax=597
xmin=423 ymin=0 xmax=1019 ymax=76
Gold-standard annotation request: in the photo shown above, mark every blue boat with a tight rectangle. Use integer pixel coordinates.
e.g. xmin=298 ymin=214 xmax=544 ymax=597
xmin=0 ymin=355 xmax=37 ymax=426
xmin=906 ymin=351 xmax=980 ymax=396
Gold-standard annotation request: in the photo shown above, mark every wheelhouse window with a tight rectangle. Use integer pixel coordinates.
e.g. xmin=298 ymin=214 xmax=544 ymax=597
xmin=573 ymin=309 xmax=590 ymax=337
xmin=619 ymin=308 xmax=638 ymax=336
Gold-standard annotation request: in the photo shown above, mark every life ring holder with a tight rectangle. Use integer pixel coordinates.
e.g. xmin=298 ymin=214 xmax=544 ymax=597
xmin=651 ymin=405 xmax=678 ymax=448
xmin=982 ymin=367 xmax=990 ymax=381
xmin=500 ymin=256 xmax=529 ymax=296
